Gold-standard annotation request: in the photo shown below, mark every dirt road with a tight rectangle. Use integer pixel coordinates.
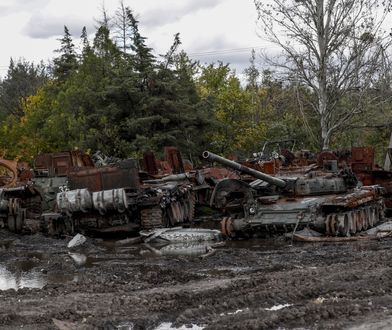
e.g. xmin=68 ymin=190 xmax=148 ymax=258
xmin=1 ymin=229 xmax=392 ymax=329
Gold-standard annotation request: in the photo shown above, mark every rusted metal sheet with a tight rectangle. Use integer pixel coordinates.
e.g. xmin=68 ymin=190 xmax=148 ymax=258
xmin=241 ymin=160 xmax=279 ymax=174
xmin=198 ymin=167 xmax=240 ymax=181
xmin=355 ymin=170 xmax=392 ymax=193
xmin=351 ymin=147 xmax=375 ymax=172
xmin=317 ymin=151 xmax=338 ymax=167
xmin=143 ymin=147 xmax=189 ymax=177
xmin=143 ymin=151 xmax=158 ymax=175
xmin=68 ymin=165 xmax=140 ymax=192
xmin=34 ymin=151 xmax=94 ymax=176
xmin=183 ymin=159 xmax=193 ymax=172
xmin=17 ymin=161 xmax=32 ymax=182
xmin=164 ymin=146 xmax=184 ymax=174
xmin=325 ymin=189 xmax=376 ymax=208
xmin=158 ymin=161 xmax=173 ymax=175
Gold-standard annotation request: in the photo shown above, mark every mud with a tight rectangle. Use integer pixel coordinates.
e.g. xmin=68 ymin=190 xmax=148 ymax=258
xmin=2 ymin=229 xmax=392 ymax=329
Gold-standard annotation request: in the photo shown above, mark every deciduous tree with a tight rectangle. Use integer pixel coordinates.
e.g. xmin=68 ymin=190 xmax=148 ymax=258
xmin=254 ymin=0 xmax=392 ymax=150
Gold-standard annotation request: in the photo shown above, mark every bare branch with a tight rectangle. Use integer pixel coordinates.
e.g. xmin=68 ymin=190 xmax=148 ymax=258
xmin=254 ymin=0 xmax=392 ymax=149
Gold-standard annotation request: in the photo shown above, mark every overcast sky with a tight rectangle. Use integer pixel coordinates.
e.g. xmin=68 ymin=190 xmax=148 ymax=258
xmin=0 ymin=0 xmax=267 ymax=79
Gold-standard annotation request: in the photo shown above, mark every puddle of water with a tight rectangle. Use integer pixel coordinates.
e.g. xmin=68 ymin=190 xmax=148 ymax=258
xmin=0 ymin=265 xmax=46 ymax=291
xmin=1 ymin=255 xmax=76 ymax=291
xmin=80 ymin=237 xmax=296 ymax=265
xmin=80 ymin=242 xmax=211 ymax=265
xmin=94 ymin=236 xmax=297 ymax=262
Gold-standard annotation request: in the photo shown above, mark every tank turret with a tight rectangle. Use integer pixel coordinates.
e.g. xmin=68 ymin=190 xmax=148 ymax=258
xmin=203 ymin=151 xmax=354 ymax=196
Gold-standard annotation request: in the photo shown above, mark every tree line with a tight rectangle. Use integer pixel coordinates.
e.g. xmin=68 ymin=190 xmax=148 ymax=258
xmin=0 ymin=2 xmax=391 ymax=164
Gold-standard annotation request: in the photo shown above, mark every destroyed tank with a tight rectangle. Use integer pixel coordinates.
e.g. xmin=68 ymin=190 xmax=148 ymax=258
xmin=0 ymin=148 xmax=195 ymax=236
xmin=202 ymin=151 xmax=385 ymax=238
xmin=51 ymin=149 xmax=195 ymax=236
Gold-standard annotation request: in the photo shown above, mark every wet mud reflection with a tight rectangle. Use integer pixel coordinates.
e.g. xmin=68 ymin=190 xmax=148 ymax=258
xmin=0 ymin=265 xmax=46 ymax=290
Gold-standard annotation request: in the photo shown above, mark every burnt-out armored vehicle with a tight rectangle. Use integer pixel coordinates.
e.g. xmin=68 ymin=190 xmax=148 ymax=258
xmin=49 ymin=149 xmax=195 ymax=236
xmin=0 ymin=158 xmax=46 ymax=233
xmin=0 ymin=148 xmax=195 ymax=236
xmin=0 ymin=151 xmax=96 ymax=233
xmin=202 ymin=151 xmax=385 ymax=238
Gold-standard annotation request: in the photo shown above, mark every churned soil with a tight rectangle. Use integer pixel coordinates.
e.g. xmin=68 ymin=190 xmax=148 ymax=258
xmin=1 ymin=229 xmax=392 ymax=329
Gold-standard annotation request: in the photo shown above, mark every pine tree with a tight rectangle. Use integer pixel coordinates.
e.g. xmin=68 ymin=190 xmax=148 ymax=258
xmin=80 ymin=26 xmax=92 ymax=58
xmin=53 ymin=26 xmax=78 ymax=81
xmin=0 ymin=58 xmax=48 ymax=118
xmin=127 ymin=8 xmax=155 ymax=90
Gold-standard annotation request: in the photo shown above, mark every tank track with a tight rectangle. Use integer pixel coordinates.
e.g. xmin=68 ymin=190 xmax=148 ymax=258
xmin=22 ymin=196 xmax=43 ymax=220
xmin=220 ymin=200 xmax=385 ymax=238
xmin=140 ymin=206 xmax=164 ymax=230
xmin=140 ymin=192 xmax=196 ymax=230
xmin=325 ymin=201 xmax=384 ymax=236
xmin=186 ymin=192 xmax=196 ymax=222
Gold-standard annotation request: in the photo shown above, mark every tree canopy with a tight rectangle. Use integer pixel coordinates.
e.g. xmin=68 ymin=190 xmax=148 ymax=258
xmin=0 ymin=2 xmax=391 ymax=163
xmin=254 ymin=0 xmax=392 ymax=150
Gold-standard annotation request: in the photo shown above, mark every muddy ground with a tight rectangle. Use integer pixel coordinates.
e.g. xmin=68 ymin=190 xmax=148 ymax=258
xmin=2 ymin=228 xmax=392 ymax=330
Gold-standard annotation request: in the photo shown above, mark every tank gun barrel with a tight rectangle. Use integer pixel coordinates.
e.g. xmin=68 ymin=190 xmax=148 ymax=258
xmin=202 ymin=151 xmax=287 ymax=188
xmin=143 ymin=173 xmax=190 ymax=184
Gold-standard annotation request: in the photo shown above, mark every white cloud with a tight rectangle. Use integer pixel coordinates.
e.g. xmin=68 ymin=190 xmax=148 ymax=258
xmin=0 ymin=0 xmax=50 ymax=17
xmin=0 ymin=0 xmax=265 ymax=78
xmin=141 ymin=0 xmax=224 ymax=28
xmin=22 ymin=14 xmax=93 ymax=39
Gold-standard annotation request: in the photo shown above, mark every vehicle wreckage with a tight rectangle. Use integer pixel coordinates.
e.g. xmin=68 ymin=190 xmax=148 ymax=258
xmin=0 ymin=148 xmax=197 ymax=236
xmin=0 ymin=146 xmax=252 ymax=237
xmin=203 ymin=151 xmax=385 ymax=238
xmin=1 ymin=143 xmax=391 ymax=243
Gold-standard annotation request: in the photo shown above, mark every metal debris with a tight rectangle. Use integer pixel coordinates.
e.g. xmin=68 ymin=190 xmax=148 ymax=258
xmin=67 ymin=233 xmax=87 ymax=248
xmin=143 ymin=242 xmax=214 ymax=257
xmin=140 ymin=227 xmax=222 ymax=243
xmin=114 ymin=236 xmax=142 ymax=246
xmin=68 ymin=252 xmax=87 ymax=266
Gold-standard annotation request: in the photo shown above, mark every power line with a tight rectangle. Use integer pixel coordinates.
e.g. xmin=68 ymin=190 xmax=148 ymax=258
xmin=0 ymin=45 xmax=274 ymax=69
xmin=188 ymin=46 xmax=264 ymax=57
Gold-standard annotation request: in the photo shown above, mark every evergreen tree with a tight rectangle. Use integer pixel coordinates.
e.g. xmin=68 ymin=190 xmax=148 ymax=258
xmin=127 ymin=9 xmax=155 ymax=90
xmin=80 ymin=26 xmax=92 ymax=58
xmin=123 ymin=34 xmax=213 ymax=159
xmin=0 ymin=58 xmax=47 ymax=118
xmin=53 ymin=26 xmax=78 ymax=81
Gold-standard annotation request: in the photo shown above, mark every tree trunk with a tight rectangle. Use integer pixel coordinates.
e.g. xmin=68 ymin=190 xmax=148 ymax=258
xmin=319 ymin=93 xmax=330 ymax=150
xmin=321 ymin=121 xmax=330 ymax=150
